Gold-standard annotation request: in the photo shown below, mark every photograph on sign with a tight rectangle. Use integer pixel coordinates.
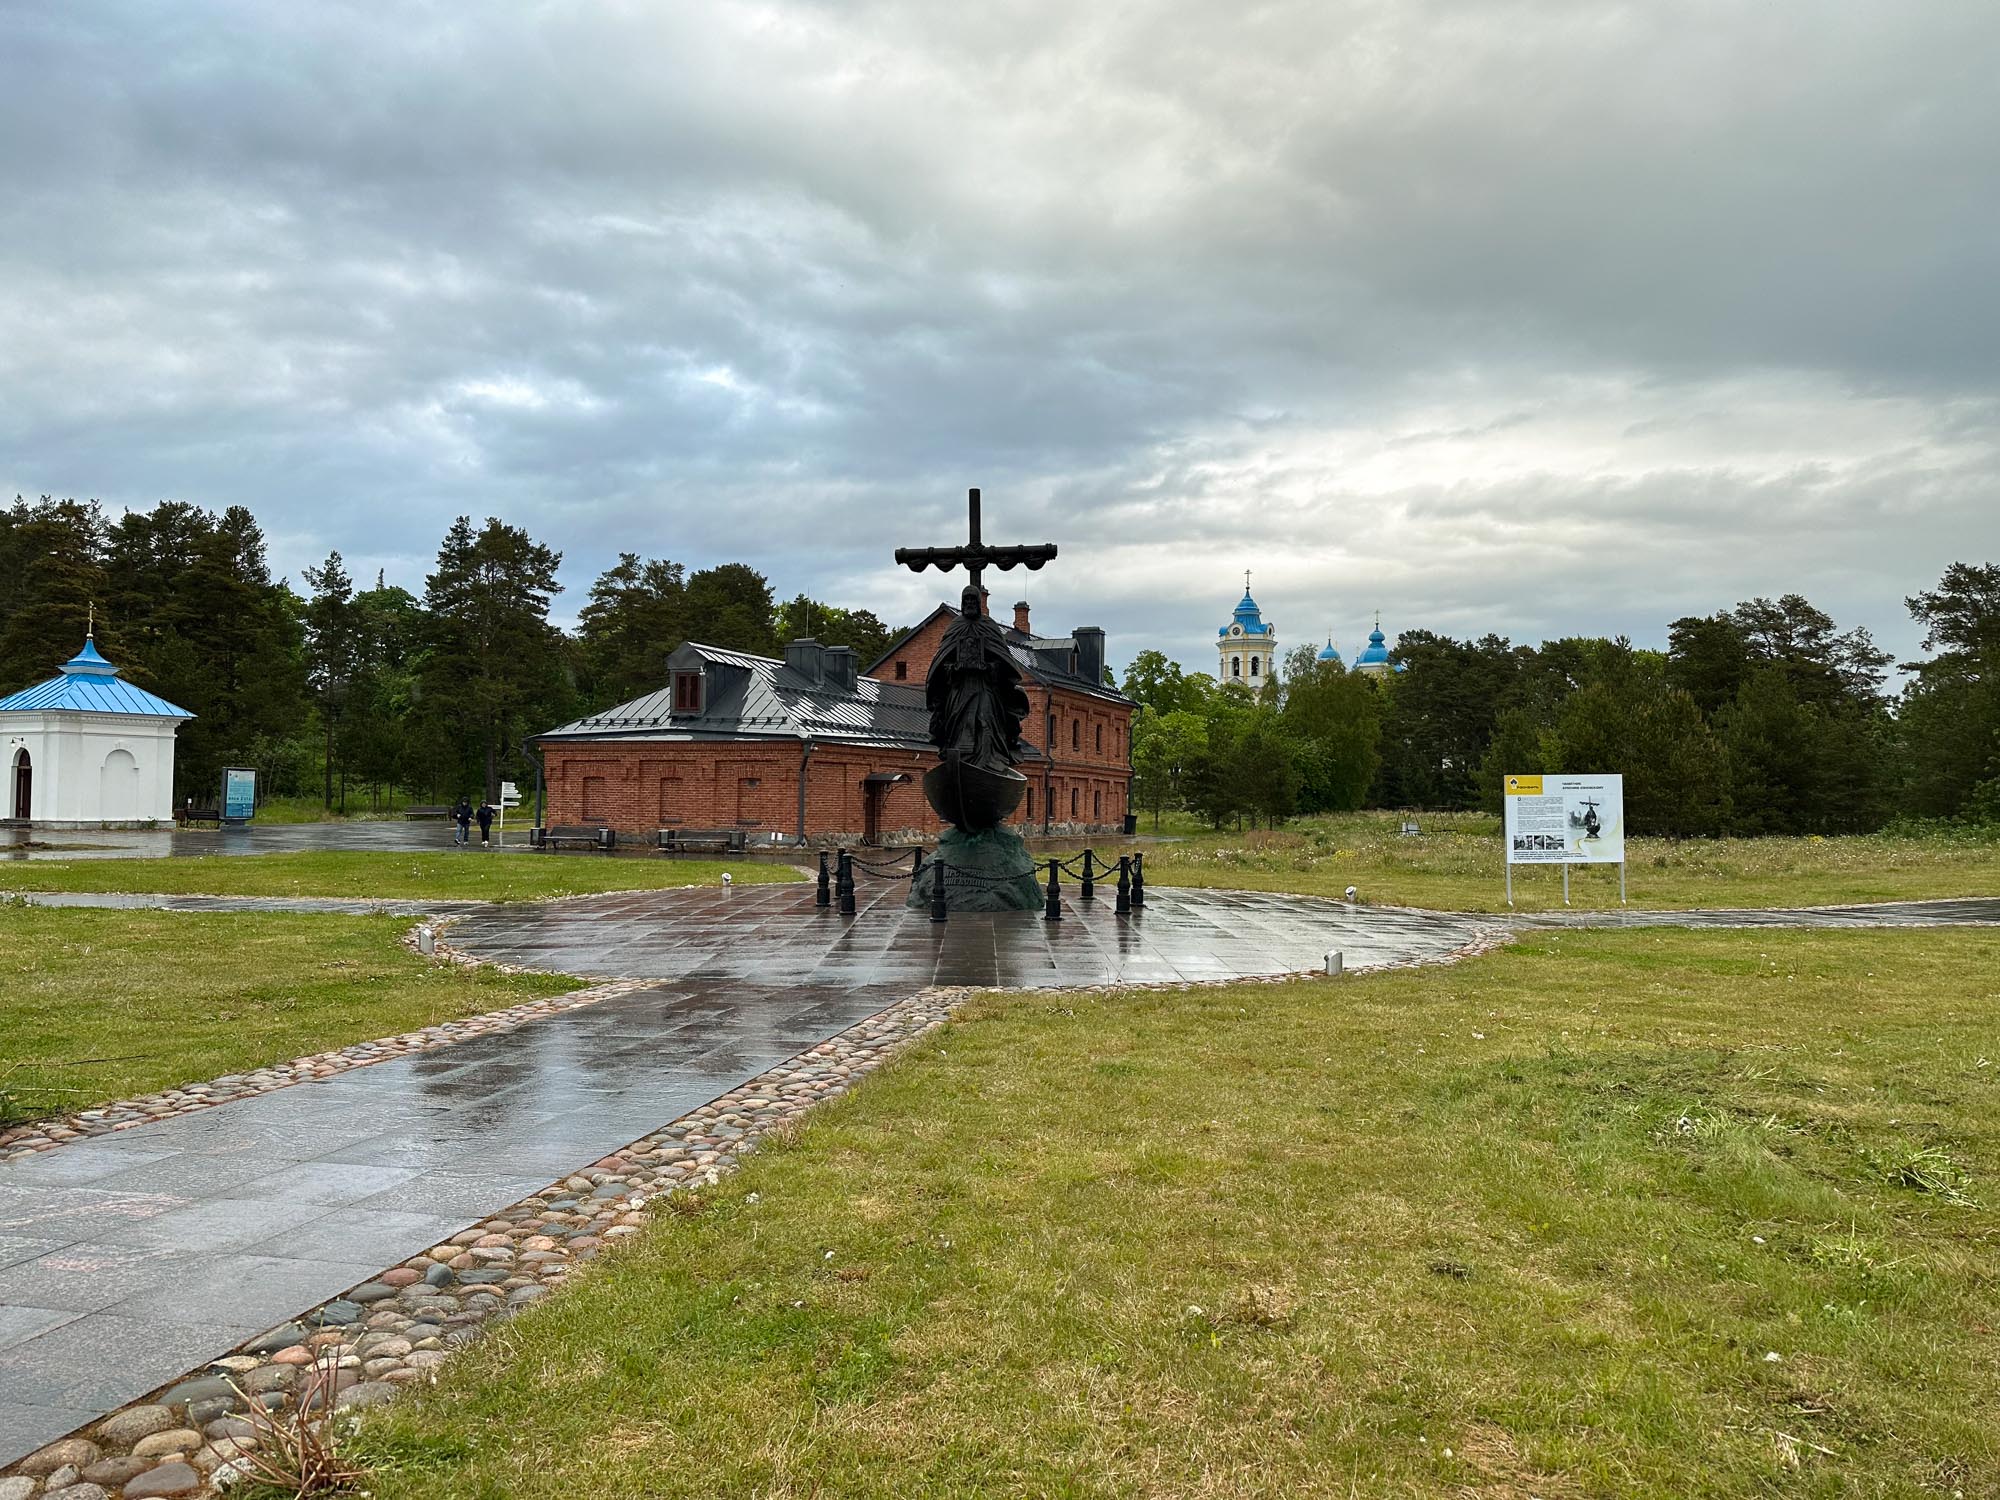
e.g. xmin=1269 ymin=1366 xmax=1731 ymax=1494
xmin=1503 ymin=774 xmax=1624 ymax=864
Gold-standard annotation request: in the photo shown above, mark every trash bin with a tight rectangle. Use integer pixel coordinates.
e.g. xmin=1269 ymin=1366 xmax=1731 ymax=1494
xmin=1122 ymin=814 xmax=1138 ymax=836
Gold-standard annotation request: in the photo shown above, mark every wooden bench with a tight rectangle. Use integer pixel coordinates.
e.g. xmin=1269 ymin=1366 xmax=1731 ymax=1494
xmin=177 ymin=805 xmax=221 ymax=828
xmin=657 ymin=828 xmax=749 ymax=854
xmin=404 ymin=804 xmax=453 ymax=821
xmin=539 ymin=824 xmax=615 ymax=851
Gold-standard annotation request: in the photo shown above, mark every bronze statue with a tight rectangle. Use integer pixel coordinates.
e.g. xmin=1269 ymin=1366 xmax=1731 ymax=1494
xmin=895 ymin=489 xmax=1055 ymax=908
xmin=923 ymin=584 xmax=1031 ymax=829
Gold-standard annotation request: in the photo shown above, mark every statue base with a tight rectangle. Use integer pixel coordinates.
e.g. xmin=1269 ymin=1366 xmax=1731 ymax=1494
xmin=908 ymin=824 xmax=1044 ymax=912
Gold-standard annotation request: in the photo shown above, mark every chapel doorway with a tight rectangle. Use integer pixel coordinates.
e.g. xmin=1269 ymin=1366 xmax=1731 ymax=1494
xmin=10 ymin=749 xmax=29 ymax=821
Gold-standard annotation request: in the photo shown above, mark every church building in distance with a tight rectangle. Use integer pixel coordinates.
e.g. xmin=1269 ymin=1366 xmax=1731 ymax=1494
xmin=534 ymin=596 xmax=1134 ymax=845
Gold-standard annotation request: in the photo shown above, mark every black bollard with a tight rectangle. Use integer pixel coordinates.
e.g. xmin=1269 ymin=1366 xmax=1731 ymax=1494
xmin=1131 ymin=851 xmax=1146 ymax=909
xmin=1115 ymin=855 xmax=1131 ymax=915
xmin=815 ymin=849 xmax=831 ymax=908
xmin=912 ymin=845 xmax=924 ymax=882
xmin=1080 ymin=848 xmax=1095 ymax=901
xmin=1044 ymin=857 xmax=1063 ymax=921
xmin=837 ymin=848 xmax=856 ymax=916
xmin=930 ymin=862 xmax=948 ymax=923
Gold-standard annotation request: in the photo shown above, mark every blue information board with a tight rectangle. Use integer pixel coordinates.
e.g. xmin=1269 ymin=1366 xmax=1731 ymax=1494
xmin=221 ymin=767 xmax=257 ymax=823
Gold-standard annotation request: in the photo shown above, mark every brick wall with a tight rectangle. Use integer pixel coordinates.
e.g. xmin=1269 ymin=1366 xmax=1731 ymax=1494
xmin=542 ymin=606 xmax=1135 ymax=843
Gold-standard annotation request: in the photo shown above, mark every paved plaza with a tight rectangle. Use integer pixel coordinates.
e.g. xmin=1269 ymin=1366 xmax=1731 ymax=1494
xmin=0 ymin=882 xmax=1482 ymax=1464
xmin=4 ymin=879 xmax=1996 ymax=1469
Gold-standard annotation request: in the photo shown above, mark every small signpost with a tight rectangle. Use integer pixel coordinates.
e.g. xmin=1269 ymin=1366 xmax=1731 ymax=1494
xmin=1502 ymin=773 xmax=1626 ymax=905
xmin=499 ymin=779 xmax=520 ymax=843
xmin=220 ymin=766 xmax=257 ymax=824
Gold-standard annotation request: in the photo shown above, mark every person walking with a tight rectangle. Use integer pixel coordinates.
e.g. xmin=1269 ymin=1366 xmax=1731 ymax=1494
xmin=476 ymin=799 xmax=495 ymax=848
xmin=453 ymin=797 xmax=472 ymax=847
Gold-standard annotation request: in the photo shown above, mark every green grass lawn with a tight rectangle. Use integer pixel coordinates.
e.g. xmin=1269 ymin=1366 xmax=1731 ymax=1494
xmin=0 ymin=850 xmax=804 ymax=903
xmin=356 ymin=927 xmax=2000 ymax=1498
xmin=0 ymin=909 xmax=579 ymax=1123
xmin=1133 ymin=809 xmax=2000 ymax=912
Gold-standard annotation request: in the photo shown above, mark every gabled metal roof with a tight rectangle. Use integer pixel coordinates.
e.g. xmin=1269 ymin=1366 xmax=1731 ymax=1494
xmin=869 ymin=604 xmax=1135 ymax=707
xmin=0 ymin=637 xmax=193 ymax=719
xmin=538 ymin=641 xmax=932 ymax=748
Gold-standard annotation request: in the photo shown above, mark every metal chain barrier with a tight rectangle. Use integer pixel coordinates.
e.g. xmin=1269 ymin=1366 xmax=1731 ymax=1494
xmin=819 ymin=846 xmax=1146 ymax=923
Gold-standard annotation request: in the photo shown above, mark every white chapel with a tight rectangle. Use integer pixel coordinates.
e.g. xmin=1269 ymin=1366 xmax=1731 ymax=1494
xmin=1 ymin=633 xmax=193 ymax=828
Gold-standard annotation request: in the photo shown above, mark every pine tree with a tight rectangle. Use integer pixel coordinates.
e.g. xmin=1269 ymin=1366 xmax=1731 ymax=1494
xmin=421 ymin=516 xmax=569 ymax=803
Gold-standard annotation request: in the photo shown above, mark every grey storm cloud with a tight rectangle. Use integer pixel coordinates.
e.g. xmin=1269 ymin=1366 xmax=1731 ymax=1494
xmin=3 ymin=0 xmax=1997 ymax=669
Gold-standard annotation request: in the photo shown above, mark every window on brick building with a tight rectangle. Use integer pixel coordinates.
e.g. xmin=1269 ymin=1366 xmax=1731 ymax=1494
xmin=1071 ymin=718 xmax=1079 ymax=750
xmin=1027 ymin=785 xmax=1034 ymax=818
xmin=1095 ymin=723 xmax=1102 ymax=753
xmin=1070 ymin=786 xmax=1078 ymax=817
xmin=895 ymin=660 xmax=908 ymax=680
xmin=1093 ymin=789 xmax=1101 ymax=819
xmin=672 ymin=671 xmax=703 ymax=714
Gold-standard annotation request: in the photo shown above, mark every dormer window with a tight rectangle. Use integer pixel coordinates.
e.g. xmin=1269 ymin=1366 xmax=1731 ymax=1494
xmin=895 ymin=661 xmax=908 ymax=680
xmin=672 ymin=670 xmax=704 ymax=715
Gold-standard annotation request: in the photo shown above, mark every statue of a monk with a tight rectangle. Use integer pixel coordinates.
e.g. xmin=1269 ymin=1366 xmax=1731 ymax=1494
xmin=921 ymin=585 xmax=1031 ymax=831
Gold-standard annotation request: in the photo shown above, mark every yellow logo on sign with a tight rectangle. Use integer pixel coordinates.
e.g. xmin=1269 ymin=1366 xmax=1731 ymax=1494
xmin=1504 ymin=775 xmax=1543 ymax=795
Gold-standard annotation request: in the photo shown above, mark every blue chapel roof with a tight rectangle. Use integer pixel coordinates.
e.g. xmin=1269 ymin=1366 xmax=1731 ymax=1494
xmin=1316 ymin=636 xmax=1343 ymax=663
xmin=0 ymin=636 xmax=194 ymax=718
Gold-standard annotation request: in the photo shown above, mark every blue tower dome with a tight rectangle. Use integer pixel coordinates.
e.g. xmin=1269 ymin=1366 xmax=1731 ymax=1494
xmin=1316 ymin=634 xmax=1342 ymax=664
xmin=1352 ymin=612 xmax=1404 ymax=677
xmin=1219 ymin=584 xmax=1273 ymax=638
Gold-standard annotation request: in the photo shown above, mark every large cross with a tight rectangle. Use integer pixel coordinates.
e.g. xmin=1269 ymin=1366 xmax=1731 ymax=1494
xmin=895 ymin=488 xmax=1057 ymax=603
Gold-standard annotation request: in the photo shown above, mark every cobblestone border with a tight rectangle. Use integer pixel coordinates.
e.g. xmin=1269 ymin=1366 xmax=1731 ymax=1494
xmin=0 ymin=923 xmax=1521 ymax=1498
xmin=0 ymin=986 xmax=965 ymax=1499
xmin=0 ymin=961 xmax=652 ymax=1163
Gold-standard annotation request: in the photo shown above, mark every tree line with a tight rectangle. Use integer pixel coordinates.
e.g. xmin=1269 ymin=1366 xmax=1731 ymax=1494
xmin=1125 ymin=568 xmax=2000 ymax=836
xmin=0 ymin=496 xmax=900 ymax=808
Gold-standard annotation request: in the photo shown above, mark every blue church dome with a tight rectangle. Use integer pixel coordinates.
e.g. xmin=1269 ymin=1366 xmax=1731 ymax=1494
xmin=1218 ymin=584 xmax=1273 ymax=638
xmin=1351 ymin=614 xmax=1406 ymax=675
xmin=1316 ymin=635 xmax=1342 ymax=664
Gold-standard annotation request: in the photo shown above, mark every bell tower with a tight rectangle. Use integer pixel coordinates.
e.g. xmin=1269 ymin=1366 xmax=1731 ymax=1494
xmin=1216 ymin=571 xmax=1277 ymax=687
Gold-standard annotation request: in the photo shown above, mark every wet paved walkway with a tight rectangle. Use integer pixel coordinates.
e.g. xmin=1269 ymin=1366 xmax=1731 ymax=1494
xmin=6 ymin=884 xmax=1996 ymax=1463
xmin=0 ymin=884 xmax=1475 ymax=1461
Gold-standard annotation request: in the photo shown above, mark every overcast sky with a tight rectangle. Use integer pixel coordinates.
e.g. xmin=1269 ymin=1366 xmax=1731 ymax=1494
xmin=4 ymin=0 xmax=1996 ymax=674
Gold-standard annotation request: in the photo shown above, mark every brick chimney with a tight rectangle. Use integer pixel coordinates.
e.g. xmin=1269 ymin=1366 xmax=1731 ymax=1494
xmin=1013 ymin=601 xmax=1031 ymax=634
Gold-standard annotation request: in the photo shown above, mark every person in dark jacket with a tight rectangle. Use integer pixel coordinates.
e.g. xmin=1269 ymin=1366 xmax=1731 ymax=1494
xmin=476 ymin=800 xmax=496 ymax=847
xmin=453 ymin=798 xmax=473 ymax=846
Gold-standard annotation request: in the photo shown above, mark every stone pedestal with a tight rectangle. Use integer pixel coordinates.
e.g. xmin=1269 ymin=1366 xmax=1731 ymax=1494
xmin=908 ymin=824 xmax=1043 ymax=911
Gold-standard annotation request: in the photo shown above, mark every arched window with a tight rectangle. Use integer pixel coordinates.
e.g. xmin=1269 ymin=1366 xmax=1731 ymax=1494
xmin=1249 ymin=656 xmax=1260 ymax=677
xmin=1231 ymin=656 xmax=1241 ymax=677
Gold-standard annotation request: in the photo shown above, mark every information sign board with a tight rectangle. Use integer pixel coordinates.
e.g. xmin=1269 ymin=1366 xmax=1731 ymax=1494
xmin=1502 ymin=774 xmax=1624 ymax=864
xmin=221 ymin=766 xmax=258 ymax=823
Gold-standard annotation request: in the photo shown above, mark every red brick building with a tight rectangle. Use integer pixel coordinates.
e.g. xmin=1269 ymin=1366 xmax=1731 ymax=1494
xmin=535 ymin=599 xmax=1133 ymax=844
